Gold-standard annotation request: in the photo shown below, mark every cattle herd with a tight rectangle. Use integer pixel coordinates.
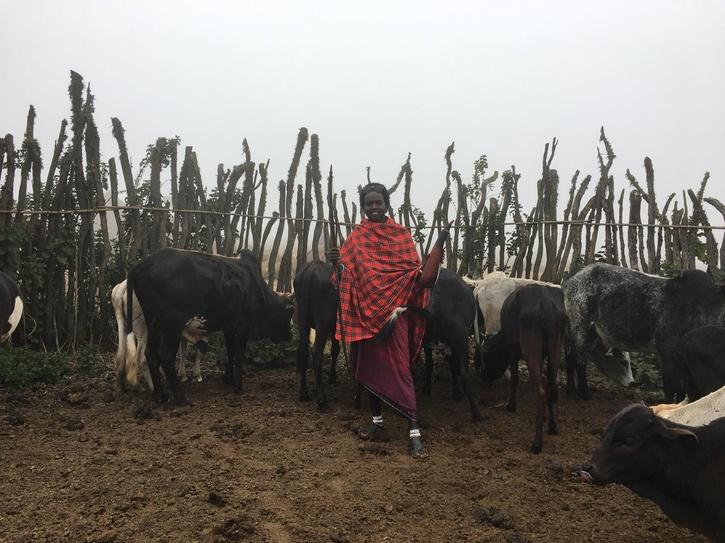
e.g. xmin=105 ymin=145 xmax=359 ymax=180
xmin=2 ymin=249 xmax=725 ymax=541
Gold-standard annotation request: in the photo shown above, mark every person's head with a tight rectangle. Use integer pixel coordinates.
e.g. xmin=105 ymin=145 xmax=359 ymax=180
xmin=359 ymin=183 xmax=390 ymax=223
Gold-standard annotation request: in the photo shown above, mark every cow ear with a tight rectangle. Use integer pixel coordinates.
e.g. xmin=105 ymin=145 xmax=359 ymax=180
xmin=658 ymin=423 xmax=698 ymax=445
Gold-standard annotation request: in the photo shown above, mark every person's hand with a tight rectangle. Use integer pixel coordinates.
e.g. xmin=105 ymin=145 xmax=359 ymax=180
xmin=326 ymin=247 xmax=341 ymax=262
xmin=437 ymin=220 xmax=454 ymax=244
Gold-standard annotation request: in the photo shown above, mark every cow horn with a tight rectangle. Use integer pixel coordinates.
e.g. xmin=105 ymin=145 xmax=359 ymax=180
xmin=604 ymin=346 xmax=614 ymax=357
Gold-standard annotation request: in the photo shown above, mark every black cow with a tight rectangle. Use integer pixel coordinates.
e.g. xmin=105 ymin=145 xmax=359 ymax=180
xmin=563 ymin=263 xmax=725 ymax=402
xmin=127 ymin=248 xmax=294 ymax=404
xmin=483 ymin=284 xmax=567 ymax=453
xmin=419 ymin=268 xmax=481 ymax=421
xmin=680 ymin=326 xmax=725 ymax=403
xmin=580 ymin=404 xmax=725 ymax=541
xmin=294 ymin=261 xmax=340 ymax=409
xmin=0 ymin=271 xmax=23 ymax=344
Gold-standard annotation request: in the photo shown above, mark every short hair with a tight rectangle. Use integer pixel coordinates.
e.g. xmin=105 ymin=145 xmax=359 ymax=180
xmin=359 ymin=182 xmax=390 ymax=209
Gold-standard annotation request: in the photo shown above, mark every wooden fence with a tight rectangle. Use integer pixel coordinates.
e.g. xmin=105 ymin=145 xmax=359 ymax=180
xmin=1 ymin=70 xmax=724 ymax=351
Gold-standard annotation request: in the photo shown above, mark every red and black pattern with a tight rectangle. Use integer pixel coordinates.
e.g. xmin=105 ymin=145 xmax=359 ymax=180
xmin=334 ymin=217 xmax=429 ymax=346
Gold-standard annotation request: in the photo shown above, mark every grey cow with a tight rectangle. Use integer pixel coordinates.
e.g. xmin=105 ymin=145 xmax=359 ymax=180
xmin=563 ymin=263 xmax=725 ymax=402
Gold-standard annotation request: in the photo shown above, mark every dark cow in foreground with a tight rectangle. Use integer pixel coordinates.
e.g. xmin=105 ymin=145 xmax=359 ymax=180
xmin=0 ymin=271 xmax=23 ymax=344
xmin=419 ymin=269 xmax=481 ymax=421
xmin=580 ymin=404 xmax=725 ymax=541
xmin=563 ymin=263 xmax=725 ymax=402
xmin=482 ymin=284 xmax=567 ymax=453
xmin=294 ymin=261 xmax=340 ymax=409
xmin=679 ymin=326 xmax=725 ymax=403
xmin=127 ymin=248 xmax=294 ymax=404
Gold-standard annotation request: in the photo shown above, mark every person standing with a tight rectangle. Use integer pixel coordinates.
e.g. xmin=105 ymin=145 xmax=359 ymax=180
xmin=327 ymin=182 xmax=448 ymax=459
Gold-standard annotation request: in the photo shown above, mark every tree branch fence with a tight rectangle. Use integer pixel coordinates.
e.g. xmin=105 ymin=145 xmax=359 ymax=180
xmin=1 ymin=71 xmax=723 ymax=352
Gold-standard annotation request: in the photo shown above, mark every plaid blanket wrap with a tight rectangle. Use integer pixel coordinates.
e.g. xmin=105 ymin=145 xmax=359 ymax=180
xmin=335 ymin=217 xmax=429 ymax=345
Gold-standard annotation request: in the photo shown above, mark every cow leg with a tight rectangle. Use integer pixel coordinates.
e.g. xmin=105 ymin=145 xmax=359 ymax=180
xmin=225 ymin=329 xmax=248 ymax=395
xmin=192 ymin=349 xmax=202 ymax=382
xmin=565 ymin=346 xmax=577 ymax=399
xmin=296 ymin=324 xmax=311 ymax=402
xmin=177 ymin=342 xmax=187 ymax=383
xmin=423 ymin=345 xmax=433 ymax=396
xmin=520 ymin=329 xmax=545 ymax=454
xmin=329 ymin=337 xmax=339 ymax=384
xmin=547 ymin=331 xmax=563 ymax=436
xmin=506 ymin=353 xmax=520 ymax=413
xmin=448 ymin=349 xmax=464 ymax=401
xmin=311 ymin=328 xmax=329 ymax=410
xmin=451 ymin=337 xmax=482 ymax=421
xmin=158 ymin=333 xmax=187 ymax=405
xmin=146 ymin=331 xmax=167 ymax=403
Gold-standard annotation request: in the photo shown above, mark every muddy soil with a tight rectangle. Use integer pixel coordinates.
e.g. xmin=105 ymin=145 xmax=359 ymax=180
xmin=0 ymin=360 xmax=707 ymax=543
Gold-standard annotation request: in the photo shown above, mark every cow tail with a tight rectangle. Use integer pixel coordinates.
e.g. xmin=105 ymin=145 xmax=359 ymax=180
xmin=125 ymin=272 xmax=140 ymax=386
xmin=375 ymin=305 xmax=434 ymax=343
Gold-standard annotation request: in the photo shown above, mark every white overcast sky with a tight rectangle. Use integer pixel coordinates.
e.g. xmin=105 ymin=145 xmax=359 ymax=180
xmin=1 ymin=0 xmax=724 ymax=218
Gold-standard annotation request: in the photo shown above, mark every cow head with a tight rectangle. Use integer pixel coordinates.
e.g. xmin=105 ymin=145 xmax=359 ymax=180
xmin=253 ymin=292 xmax=294 ymax=342
xmin=590 ymin=331 xmax=635 ymax=387
xmin=481 ymin=332 xmax=509 ymax=382
xmin=581 ymin=404 xmax=697 ymax=485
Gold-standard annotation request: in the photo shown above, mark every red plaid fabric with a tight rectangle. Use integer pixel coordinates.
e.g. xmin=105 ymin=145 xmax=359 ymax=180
xmin=334 ymin=217 xmax=429 ymax=345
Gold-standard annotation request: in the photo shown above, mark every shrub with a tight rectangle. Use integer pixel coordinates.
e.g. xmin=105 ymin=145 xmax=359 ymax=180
xmin=0 ymin=346 xmax=69 ymax=388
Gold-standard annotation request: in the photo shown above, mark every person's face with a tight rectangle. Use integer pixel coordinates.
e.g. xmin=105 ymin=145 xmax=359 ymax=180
xmin=363 ymin=191 xmax=387 ymax=222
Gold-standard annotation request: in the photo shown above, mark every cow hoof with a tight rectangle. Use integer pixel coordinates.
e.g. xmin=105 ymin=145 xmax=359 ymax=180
xmin=531 ymin=444 xmax=542 ymax=454
xmin=195 ymin=376 xmax=203 ymax=383
xmin=328 ymin=374 xmax=337 ymax=385
xmin=548 ymin=426 xmax=558 ymax=435
xmin=471 ymin=412 xmax=483 ymax=422
xmin=505 ymin=403 xmax=516 ymax=413
xmin=317 ymin=400 xmax=329 ymax=412
xmin=299 ymin=391 xmax=310 ymax=402
xmin=179 ymin=375 xmax=188 ymax=383
xmin=579 ymin=391 xmax=591 ymax=401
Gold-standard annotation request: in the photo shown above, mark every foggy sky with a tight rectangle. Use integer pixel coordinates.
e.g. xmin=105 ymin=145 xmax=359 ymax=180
xmin=2 ymin=0 xmax=724 ymax=218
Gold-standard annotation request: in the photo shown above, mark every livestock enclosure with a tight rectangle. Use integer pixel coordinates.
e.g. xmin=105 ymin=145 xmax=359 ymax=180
xmin=0 ymin=69 xmax=718 ymax=543
xmin=1 ymin=71 xmax=723 ymax=353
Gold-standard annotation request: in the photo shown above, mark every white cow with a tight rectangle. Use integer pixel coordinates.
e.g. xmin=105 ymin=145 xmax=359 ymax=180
xmin=465 ymin=272 xmax=555 ymax=336
xmin=111 ymin=280 xmax=202 ymax=390
xmin=652 ymin=385 xmax=725 ymax=426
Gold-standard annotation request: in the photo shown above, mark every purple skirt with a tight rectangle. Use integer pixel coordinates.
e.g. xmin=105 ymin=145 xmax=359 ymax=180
xmin=350 ymin=312 xmax=419 ymax=421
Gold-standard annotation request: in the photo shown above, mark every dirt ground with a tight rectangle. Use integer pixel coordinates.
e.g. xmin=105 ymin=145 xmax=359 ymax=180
xmin=0 ymin=357 xmax=707 ymax=543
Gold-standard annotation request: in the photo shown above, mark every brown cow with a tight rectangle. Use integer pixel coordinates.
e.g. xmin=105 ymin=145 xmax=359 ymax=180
xmin=482 ymin=284 xmax=567 ymax=453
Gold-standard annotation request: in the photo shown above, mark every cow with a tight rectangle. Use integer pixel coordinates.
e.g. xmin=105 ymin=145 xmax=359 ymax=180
xmin=468 ymin=271 xmax=632 ymax=398
xmin=563 ymin=263 xmax=725 ymax=402
xmin=653 ymin=384 xmax=725 ymax=427
xmin=0 ymin=271 xmax=23 ymax=344
xmin=126 ymin=248 xmax=294 ymax=404
xmin=419 ymin=268 xmax=481 ymax=421
xmin=294 ymin=261 xmax=340 ymax=409
xmin=112 ymin=280 xmax=203 ymax=391
xmin=481 ymin=284 xmax=567 ymax=453
xmin=579 ymin=404 xmax=725 ymax=541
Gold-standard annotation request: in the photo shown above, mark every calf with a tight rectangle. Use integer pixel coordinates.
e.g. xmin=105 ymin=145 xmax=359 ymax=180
xmin=112 ymin=280 xmax=202 ymax=391
xmin=0 ymin=271 xmax=23 ymax=344
xmin=127 ymin=248 xmax=294 ymax=404
xmin=581 ymin=404 xmax=725 ymax=541
xmin=563 ymin=263 xmax=725 ymax=402
xmin=294 ymin=261 xmax=340 ymax=409
xmin=420 ymin=268 xmax=481 ymax=421
xmin=482 ymin=284 xmax=567 ymax=453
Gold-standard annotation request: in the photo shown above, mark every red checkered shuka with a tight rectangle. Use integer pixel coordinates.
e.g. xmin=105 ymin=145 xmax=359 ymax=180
xmin=334 ymin=217 xmax=429 ymax=348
